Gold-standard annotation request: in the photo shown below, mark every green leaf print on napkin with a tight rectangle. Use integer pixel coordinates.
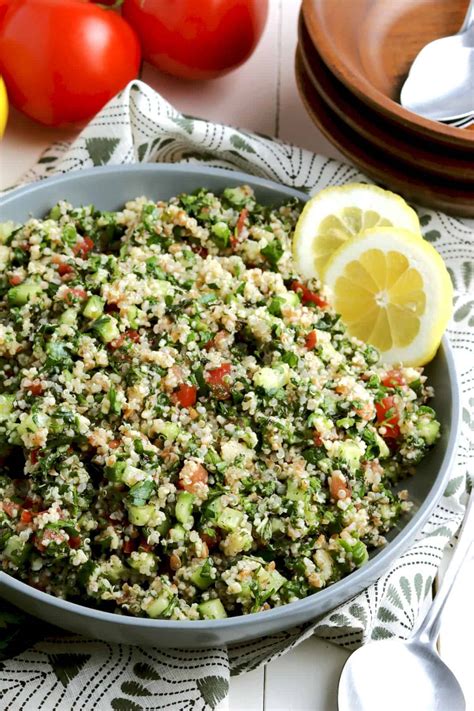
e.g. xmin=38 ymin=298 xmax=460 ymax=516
xmin=85 ymin=137 xmax=120 ymax=166
xmin=197 ymin=676 xmax=229 ymax=709
xmin=49 ymin=652 xmax=91 ymax=687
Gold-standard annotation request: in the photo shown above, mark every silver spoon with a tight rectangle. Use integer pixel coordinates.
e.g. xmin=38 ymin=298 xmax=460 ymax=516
xmin=400 ymin=0 xmax=474 ymax=122
xmin=338 ymin=485 xmax=474 ymax=711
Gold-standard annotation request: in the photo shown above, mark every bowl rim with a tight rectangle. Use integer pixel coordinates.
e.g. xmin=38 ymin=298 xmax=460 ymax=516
xmin=301 ymin=0 xmax=474 ymax=148
xmin=0 ymin=163 xmax=461 ymax=634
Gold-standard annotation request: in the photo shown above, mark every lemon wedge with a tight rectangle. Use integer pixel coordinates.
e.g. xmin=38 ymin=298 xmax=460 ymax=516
xmin=293 ymin=183 xmax=421 ymax=279
xmin=324 ymin=227 xmax=453 ymax=366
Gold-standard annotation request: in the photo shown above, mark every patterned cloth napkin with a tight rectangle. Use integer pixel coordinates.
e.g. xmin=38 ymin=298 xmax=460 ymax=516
xmin=1 ymin=80 xmax=472 ymax=711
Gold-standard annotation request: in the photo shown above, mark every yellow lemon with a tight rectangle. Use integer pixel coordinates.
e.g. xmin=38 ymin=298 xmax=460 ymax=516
xmin=0 ymin=77 xmax=8 ymax=137
xmin=323 ymin=227 xmax=453 ymax=366
xmin=293 ymin=183 xmax=421 ymax=280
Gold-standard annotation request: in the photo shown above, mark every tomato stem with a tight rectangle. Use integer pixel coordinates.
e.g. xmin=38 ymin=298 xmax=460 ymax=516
xmin=94 ymin=0 xmax=124 ymax=10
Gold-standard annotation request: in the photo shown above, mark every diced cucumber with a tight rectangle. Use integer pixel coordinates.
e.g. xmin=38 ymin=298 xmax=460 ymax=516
xmin=268 ymin=291 xmax=300 ymax=316
xmin=83 ymin=295 xmax=105 ymax=320
xmin=169 ymin=524 xmax=186 ymax=542
xmin=223 ymin=186 xmax=248 ymax=207
xmin=198 ymin=598 xmax=227 ymax=619
xmin=59 ymin=308 xmax=78 ymax=326
xmin=153 ymin=280 xmax=174 ymax=297
xmin=217 ymin=507 xmax=243 ymax=532
xmin=190 ymin=559 xmax=214 ymax=590
xmin=104 ymin=461 xmax=126 ymax=482
xmin=103 ymin=556 xmax=126 ymax=582
xmin=155 ymin=421 xmax=181 ymax=441
xmin=374 ymin=432 xmax=390 ymax=459
xmin=126 ymin=305 xmax=139 ymax=328
xmin=126 ymin=503 xmax=156 ymax=526
xmin=122 ymin=464 xmax=146 ymax=486
xmin=17 ymin=411 xmax=50 ymax=437
xmin=286 ymin=479 xmax=308 ymax=502
xmin=93 ymin=316 xmax=120 ymax=343
xmin=334 ymin=440 xmax=364 ymax=472
xmin=0 ymin=394 xmax=14 ymax=421
xmin=0 ymin=245 xmax=10 ymax=264
xmin=211 ymin=221 xmax=231 ymax=249
xmin=0 ymin=221 xmax=15 ymax=243
xmin=3 ymin=535 xmax=31 ymax=565
xmin=221 ymin=529 xmax=252 ymax=556
xmin=175 ymin=491 xmax=194 ymax=524
xmin=7 ymin=280 xmax=42 ymax=306
xmin=417 ymin=418 xmax=440 ymax=445
xmin=145 ymin=592 xmax=173 ymax=618
xmin=253 ymin=363 xmax=290 ymax=391
xmin=128 ymin=551 xmax=157 ymax=575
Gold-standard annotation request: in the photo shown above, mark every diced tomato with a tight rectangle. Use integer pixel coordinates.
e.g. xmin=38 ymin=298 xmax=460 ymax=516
xmin=291 ymin=280 xmax=328 ymax=308
xmin=171 ymin=383 xmax=197 ymax=408
xmin=305 ymin=330 xmax=317 ymax=349
xmin=178 ymin=462 xmax=208 ymax=494
xmin=139 ymin=539 xmax=152 ymax=552
xmin=375 ymin=395 xmax=400 ymax=439
xmin=313 ymin=432 xmax=323 ymax=447
xmin=68 ymin=535 xmax=82 ymax=549
xmin=3 ymin=501 xmax=20 ymax=518
xmin=20 ymin=510 xmax=33 ymax=524
xmin=27 ymin=381 xmax=44 ymax=396
xmin=9 ymin=274 xmax=23 ymax=286
xmin=206 ymin=363 xmax=231 ymax=385
xmin=57 ymin=263 xmax=74 ymax=277
xmin=191 ymin=244 xmax=208 ymax=258
xmin=35 ymin=528 xmax=67 ymax=552
xmin=105 ymin=302 xmax=120 ymax=314
xmin=72 ymin=236 xmax=94 ymax=258
xmin=235 ymin=208 xmax=248 ymax=236
xmin=109 ymin=329 xmax=140 ymax=350
xmin=329 ymin=472 xmax=351 ymax=500
xmin=382 ymin=370 xmax=406 ymax=388
xmin=30 ymin=449 xmax=41 ymax=465
xmin=200 ymin=531 xmax=219 ymax=549
xmin=122 ymin=538 xmax=135 ymax=554
xmin=109 ymin=439 xmax=121 ymax=449
xmin=63 ymin=287 xmax=87 ymax=303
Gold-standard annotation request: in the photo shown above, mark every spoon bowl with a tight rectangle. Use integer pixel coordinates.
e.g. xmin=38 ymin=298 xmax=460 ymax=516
xmin=400 ymin=0 xmax=474 ymax=120
xmin=338 ymin=639 xmax=466 ymax=711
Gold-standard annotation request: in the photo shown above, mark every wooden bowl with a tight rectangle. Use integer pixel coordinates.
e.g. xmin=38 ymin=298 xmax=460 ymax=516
xmin=298 ymin=14 xmax=474 ymax=181
xmin=302 ymin=0 xmax=474 ymax=149
xmin=295 ymin=49 xmax=474 ymax=216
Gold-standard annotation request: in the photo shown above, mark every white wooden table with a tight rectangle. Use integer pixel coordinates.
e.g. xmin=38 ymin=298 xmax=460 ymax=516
xmin=0 ymin=2 xmax=472 ymax=709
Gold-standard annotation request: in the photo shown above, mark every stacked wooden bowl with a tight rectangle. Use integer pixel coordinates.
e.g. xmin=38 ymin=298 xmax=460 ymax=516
xmin=297 ymin=0 xmax=474 ymax=216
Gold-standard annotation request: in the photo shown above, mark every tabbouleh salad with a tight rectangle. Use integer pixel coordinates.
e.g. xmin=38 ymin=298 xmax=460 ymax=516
xmin=0 ymin=185 xmax=440 ymax=620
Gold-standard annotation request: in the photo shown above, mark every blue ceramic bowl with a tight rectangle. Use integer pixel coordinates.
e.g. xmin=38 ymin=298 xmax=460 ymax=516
xmin=0 ymin=164 xmax=460 ymax=648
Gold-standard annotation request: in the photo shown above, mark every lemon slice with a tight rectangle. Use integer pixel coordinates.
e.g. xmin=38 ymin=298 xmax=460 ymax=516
xmin=293 ymin=183 xmax=421 ymax=279
xmin=324 ymin=227 xmax=453 ymax=366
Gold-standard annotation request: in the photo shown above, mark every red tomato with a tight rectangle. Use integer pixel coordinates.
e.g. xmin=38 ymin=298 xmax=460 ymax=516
xmin=178 ymin=462 xmax=208 ymax=493
xmin=290 ymin=281 xmax=328 ymax=308
xmin=57 ymin=263 xmax=74 ymax=277
xmin=72 ymin=237 xmax=94 ymax=259
xmin=27 ymin=381 xmax=44 ymax=396
xmin=206 ymin=363 xmax=231 ymax=385
xmin=9 ymin=274 xmax=23 ymax=286
xmin=382 ymin=370 xmax=406 ymax=388
xmin=109 ymin=329 xmax=140 ymax=350
xmin=305 ymin=330 xmax=317 ymax=349
xmin=122 ymin=0 xmax=268 ymax=80
xmin=68 ymin=535 xmax=82 ymax=549
xmin=20 ymin=509 xmax=33 ymax=524
xmin=0 ymin=0 xmax=141 ymax=126
xmin=375 ymin=396 xmax=400 ymax=439
xmin=172 ymin=383 xmax=197 ymax=408
xmin=63 ymin=287 xmax=87 ymax=303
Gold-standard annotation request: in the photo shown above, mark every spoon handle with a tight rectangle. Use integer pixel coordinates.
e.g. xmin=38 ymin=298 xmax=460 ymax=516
xmin=413 ymin=484 xmax=474 ymax=647
xmin=460 ymin=0 xmax=474 ymax=33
